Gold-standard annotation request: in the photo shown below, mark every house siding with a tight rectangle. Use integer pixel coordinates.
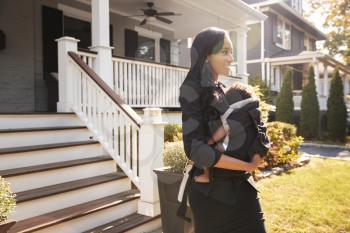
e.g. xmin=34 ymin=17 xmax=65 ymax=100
xmin=0 ymin=0 xmax=36 ymax=112
xmin=247 ymin=63 xmax=262 ymax=79
xmin=0 ymin=0 xmax=176 ymax=112
xmin=247 ymin=23 xmax=261 ymax=60
xmin=263 ymin=12 xmax=306 ymax=58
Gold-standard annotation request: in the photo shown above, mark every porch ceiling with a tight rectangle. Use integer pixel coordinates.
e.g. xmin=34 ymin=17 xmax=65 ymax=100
xmin=79 ymin=0 xmax=266 ymax=39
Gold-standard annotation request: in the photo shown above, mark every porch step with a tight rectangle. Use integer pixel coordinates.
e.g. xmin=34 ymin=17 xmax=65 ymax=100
xmin=84 ymin=212 xmax=161 ymax=233
xmin=0 ymin=113 xmax=83 ymax=130
xmin=0 ymin=126 xmax=93 ymax=148
xmin=12 ymin=172 xmax=131 ymax=221
xmin=9 ymin=189 xmax=140 ymax=233
xmin=0 ymin=140 xmax=104 ymax=170
xmin=0 ymin=155 xmax=112 ymax=178
xmin=0 ymin=140 xmax=99 ymax=155
xmin=16 ymin=172 xmax=126 ymax=203
xmin=1 ymin=156 xmax=116 ymax=192
xmin=0 ymin=125 xmax=86 ymax=133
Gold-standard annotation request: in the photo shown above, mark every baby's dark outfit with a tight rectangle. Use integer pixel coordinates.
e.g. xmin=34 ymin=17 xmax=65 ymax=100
xmin=207 ymin=88 xmax=271 ymax=163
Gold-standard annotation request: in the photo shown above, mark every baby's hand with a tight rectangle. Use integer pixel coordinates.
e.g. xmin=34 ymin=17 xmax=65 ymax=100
xmin=215 ymin=143 xmax=226 ymax=153
xmin=207 ymin=138 xmax=215 ymax=145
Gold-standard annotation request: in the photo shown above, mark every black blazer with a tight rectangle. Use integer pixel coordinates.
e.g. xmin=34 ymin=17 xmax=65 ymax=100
xmin=177 ymin=80 xmax=269 ymax=223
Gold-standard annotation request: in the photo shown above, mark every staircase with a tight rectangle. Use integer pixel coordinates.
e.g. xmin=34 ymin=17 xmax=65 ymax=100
xmin=0 ymin=113 xmax=161 ymax=233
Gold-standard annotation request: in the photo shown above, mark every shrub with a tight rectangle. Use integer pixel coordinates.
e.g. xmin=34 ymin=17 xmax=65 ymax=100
xmin=276 ymin=70 xmax=294 ymax=124
xmin=164 ymin=124 xmax=182 ymax=142
xmin=265 ymin=121 xmax=304 ymax=168
xmin=248 ymin=75 xmax=273 ymax=104
xmin=300 ymin=66 xmax=320 ymax=139
xmin=163 ymin=141 xmax=189 ymax=173
xmin=0 ymin=177 xmax=16 ymax=223
xmin=327 ymin=68 xmax=348 ymax=142
xmin=251 ymin=85 xmax=275 ymax=125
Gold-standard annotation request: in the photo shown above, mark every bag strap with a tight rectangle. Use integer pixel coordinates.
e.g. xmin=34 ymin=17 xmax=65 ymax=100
xmin=176 ymin=165 xmax=195 ymax=223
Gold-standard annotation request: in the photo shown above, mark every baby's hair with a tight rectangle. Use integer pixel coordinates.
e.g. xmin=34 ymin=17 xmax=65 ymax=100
xmin=225 ymin=82 xmax=257 ymax=104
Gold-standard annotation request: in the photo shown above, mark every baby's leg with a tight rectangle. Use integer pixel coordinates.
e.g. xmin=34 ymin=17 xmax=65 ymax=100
xmin=194 ymin=167 xmax=210 ymax=183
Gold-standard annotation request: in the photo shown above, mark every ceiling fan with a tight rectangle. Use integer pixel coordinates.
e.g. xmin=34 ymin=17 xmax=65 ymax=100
xmin=125 ymin=2 xmax=182 ymax=25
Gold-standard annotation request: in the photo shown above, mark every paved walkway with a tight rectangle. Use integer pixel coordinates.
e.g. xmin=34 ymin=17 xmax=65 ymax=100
xmin=300 ymin=143 xmax=350 ymax=160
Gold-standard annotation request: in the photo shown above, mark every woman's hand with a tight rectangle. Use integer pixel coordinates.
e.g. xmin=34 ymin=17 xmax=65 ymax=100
xmin=245 ymin=154 xmax=263 ymax=172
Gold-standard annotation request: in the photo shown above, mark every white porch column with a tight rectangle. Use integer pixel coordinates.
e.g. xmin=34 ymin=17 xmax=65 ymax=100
xmin=261 ymin=62 xmax=266 ymax=83
xmin=138 ymin=108 xmax=167 ymax=216
xmin=266 ymin=62 xmax=271 ymax=86
xmin=56 ymin=37 xmax=79 ymax=112
xmin=344 ymin=75 xmax=349 ymax=95
xmin=323 ymin=64 xmax=328 ymax=97
xmin=90 ymin=0 xmax=113 ymax=87
xmin=236 ymin=27 xmax=249 ymax=84
xmin=276 ymin=65 xmax=281 ymax=91
xmin=313 ymin=58 xmax=321 ymax=96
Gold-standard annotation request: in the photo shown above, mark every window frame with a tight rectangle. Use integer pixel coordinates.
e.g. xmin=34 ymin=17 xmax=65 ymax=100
xmin=275 ymin=16 xmax=291 ymax=50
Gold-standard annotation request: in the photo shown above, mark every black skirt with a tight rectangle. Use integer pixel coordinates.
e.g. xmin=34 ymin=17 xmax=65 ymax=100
xmin=188 ymin=177 xmax=267 ymax=233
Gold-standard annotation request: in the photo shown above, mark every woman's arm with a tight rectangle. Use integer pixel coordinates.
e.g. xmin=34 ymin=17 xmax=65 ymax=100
xmin=179 ymin=81 xmax=256 ymax=172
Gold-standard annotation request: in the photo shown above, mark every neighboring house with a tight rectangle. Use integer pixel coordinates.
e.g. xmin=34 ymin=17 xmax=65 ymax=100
xmin=242 ymin=0 xmax=350 ymax=128
xmin=0 ymin=0 xmax=266 ymax=232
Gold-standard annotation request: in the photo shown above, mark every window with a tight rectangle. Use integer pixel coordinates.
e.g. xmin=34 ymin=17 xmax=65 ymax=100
xmin=291 ymin=0 xmax=302 ymax=14
xmin=136 ymin=35 xmax=155 ymax=61
xmin=276 ymin=18 xmax=283 ymax=46
xmin=284 ymin=23 xmax=291 ymax=50
xmin=275 ymin=17 xmax=291 ymax=50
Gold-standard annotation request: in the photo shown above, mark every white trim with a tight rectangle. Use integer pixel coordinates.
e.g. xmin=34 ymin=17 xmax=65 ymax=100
xmin=247 ymin=59 xmax=263 ymax=64
xmin=58 ymin=3 xmax=91 ymax=22
xmin=134 ymin=26 xmax=162 ymax=39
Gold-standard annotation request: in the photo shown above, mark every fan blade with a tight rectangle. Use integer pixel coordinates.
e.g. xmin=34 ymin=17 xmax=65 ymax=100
xmin=124 ymin=14 xmax=145 ymax=17
xmin=140 ymin=18 xmax=147 ymax=25
xmin=156 ymin=12 xmax=175 ymax=16
xmin=157 ymin=12 xmax=182 ymax=16
xmin=156 ymin=16 xmax=172 ymax=24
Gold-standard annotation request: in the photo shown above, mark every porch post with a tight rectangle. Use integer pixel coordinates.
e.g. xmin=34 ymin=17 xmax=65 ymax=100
xmin=344 ymin=75 xmax=349 ymax=95
xmin=313 ymin=58 xmax=321 ymax=97
xmin=138 ymin=108 xmax=167 ymax=216
xmin=323 ymin=64 xmax=328 ymax=97
xmin=276 ymin=65 xmax=281 ymax=91
xmin=90 ymin=0 xmax=113 ymax=87
xmin=266 ymin=62 xmax=271 ymax=86
xmin=236 ymin=27 xmax=249 ymax=84
xmin=56 ymin=37 xmax=79 ymax=112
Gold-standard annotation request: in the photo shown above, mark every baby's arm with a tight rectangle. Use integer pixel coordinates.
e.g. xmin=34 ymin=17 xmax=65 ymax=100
xmin=207 ymin=126 xmax=227 ymax=145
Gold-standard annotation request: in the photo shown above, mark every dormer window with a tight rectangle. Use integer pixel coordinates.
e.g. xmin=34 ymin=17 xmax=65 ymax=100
xmin=275 ymin=17 xmax=291 ymax=50
xmin=291 ymin=0 xmax=303 ymax=14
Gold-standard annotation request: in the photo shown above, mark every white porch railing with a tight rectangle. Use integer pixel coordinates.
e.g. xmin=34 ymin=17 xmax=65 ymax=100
xmin=69 ymin=52 xmax=143 ymax=188
xmin=57 ymin=37 xmax=165 ymax=217
xmin=112 ymin=56 xmax=188 ymax=108
xmin=76 ymin=49 xmax=239 ymax=108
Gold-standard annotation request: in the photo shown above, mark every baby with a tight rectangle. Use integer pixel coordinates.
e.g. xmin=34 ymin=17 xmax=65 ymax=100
xmin=194 ymin=82 xmax=271 ymax=183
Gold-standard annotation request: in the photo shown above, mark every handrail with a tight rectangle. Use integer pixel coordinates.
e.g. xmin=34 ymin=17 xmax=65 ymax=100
xmin=68 ymin=51 xmax=142 ymax=128
xmin=77 ymin=48 xmax=189 ymax=70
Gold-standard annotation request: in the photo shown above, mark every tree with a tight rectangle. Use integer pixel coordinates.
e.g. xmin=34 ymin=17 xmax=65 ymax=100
xmin=276 ymin=70 xmax=294 ymax=124
xmin=248 ymin=75 xmax=273 ymax=104
xmin=306 ymin=0 xmax=350 ymax=65
xmin=327 ymin=68 xmax=348 ymax=142
xmin=300 ymin=66 xmax=320 ymax=139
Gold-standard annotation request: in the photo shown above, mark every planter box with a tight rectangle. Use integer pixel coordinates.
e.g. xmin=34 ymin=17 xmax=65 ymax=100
xmin=153 ymin=166 xmax=188 ymax=233
xmin=0 ymin=221 xmax=16 ymax=233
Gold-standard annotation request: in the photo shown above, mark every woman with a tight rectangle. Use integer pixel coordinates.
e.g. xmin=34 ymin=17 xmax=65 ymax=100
xmin=178 ymin=27 xmax=267 ymax=233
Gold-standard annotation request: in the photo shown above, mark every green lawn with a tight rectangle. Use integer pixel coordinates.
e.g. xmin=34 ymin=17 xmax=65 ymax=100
xmin=256 ymin=157 xmax=350 ymax=233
